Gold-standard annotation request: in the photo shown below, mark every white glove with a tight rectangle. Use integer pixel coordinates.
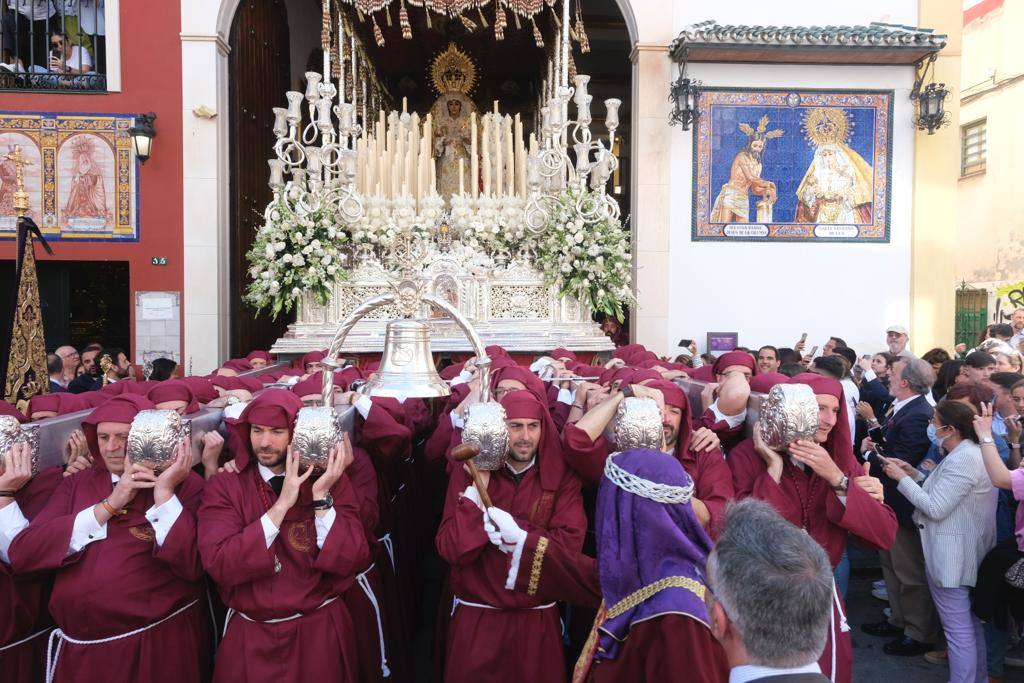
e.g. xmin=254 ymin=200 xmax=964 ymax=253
xmin=461 ymin=485 xmax=483 ymax=511
xmin=483 ymin=517 xmax=507 ymax=550
xmin=486 ymin=506 xmax=527 ymax=547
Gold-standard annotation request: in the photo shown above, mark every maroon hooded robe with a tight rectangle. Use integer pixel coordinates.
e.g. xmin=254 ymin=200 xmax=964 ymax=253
xmin=8 ymin=395 xmax=210 ymax=683
xmin=197 ymin=389 xmax=369 ymax=683
xmin=436 ymin=390 xmax=586 ymax=683
xmin=728 ymin=374 xmax=897 ymax=683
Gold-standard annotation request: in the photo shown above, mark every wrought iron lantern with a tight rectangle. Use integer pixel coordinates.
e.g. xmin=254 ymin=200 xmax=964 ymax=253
xmin=130 ymin=112 xmax=157 ymax=163
xmin=914 ymin=82 xmax=949 ymax=135
xmin=669 ymin=75 xmax=701 ymax=131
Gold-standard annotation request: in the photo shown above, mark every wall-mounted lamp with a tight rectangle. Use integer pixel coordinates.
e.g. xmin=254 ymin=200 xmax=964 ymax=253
xmin=910 ymin=54 xmax=949 ymax=135
xmin=131 ymin=112 xmax=157 ymax=163
xmin=668 ymin=54 xmax=701 ymax=131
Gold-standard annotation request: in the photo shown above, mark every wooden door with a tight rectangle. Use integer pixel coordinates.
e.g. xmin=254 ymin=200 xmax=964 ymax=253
xmin=228 ymin=0 xmax=293 ymax=357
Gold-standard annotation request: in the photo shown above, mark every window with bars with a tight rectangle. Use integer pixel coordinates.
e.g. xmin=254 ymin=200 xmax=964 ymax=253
xmin=961 ymin=119 xmax=987 ymax=176
xmin=0 ymin=0 xmax=107 ymax=91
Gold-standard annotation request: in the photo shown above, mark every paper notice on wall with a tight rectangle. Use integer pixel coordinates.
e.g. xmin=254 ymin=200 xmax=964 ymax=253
xmin=140 ymin=296 xmax=174 ymax=320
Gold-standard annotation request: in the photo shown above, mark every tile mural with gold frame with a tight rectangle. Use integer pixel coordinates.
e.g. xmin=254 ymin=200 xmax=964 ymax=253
xmin=692 ymin=88 xmax=893 ymax=243
xmin=0 ymin=112 xmax=139 ymax=241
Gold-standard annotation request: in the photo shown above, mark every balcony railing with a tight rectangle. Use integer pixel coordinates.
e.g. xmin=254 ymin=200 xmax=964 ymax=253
xmin=0 ymin=1 xmax=106 ymax=92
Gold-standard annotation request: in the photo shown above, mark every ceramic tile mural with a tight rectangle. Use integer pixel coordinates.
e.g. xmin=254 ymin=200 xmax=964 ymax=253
xmin=0 ymin=112 xmax=139 ymax=241
xmin=692 ymin=88 xmax=893 ymax=242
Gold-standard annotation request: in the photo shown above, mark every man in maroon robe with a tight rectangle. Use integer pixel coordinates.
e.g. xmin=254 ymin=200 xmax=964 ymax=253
xmin=436 ymin=390 xmax=586 ymax=683
xmin=728 ymin=373 xmax=897 ymax=683
xmin=8 ymin=394 xmax=211 ymax=683
xmin=0 ymin=442 xmax=63 ymax=682
xmin=198 ymin=389 xmax=370 ymax=683
xmin=484 ymin=448 xmax=729 ymax=682
xmin=695 ymin=351 xmax=755 ymax=452
xmin=561 ymin=383 xmax=728 ymax=534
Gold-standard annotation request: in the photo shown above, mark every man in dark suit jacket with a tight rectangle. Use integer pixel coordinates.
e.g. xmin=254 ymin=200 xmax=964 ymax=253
xmin=46 ymin=353 xmax=67 ymax=393
xmin=860 ymin=357 xmax=940 ymax=657
xmin=707 ymin=500 xmax=831 ymax=683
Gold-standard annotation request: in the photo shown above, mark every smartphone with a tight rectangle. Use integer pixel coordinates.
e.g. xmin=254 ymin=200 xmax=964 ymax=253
xmin=868 ymin=425 xmax=887 ymax=454
xmin=808 ymin=345 xmax=818 ymax=357
xmin=678 ymin=338 xmax=693 ymax=348
xmin=800 ymin=332 xmax=808 ymax=344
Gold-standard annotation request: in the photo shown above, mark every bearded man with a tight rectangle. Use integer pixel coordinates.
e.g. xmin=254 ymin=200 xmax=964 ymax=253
xmin=436 ymin=390 xmax=586 ymax=683
xmin=8 ymin=395 xmax=210 ymax=683
xmin=198 ymin=389 xmax=370 ymax=683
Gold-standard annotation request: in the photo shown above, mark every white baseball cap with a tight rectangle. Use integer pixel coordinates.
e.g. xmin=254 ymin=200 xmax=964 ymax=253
xmin=886 ymin=325 xmax=908 ymax=335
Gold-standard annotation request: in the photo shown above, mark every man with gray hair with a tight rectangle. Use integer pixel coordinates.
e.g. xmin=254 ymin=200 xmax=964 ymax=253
xmin=885 ymin=325 xmax=916 ymax=359
xmin=861 ymin=356 xmax=940 ymax=657
xmin=707 ymin=499 xmax=831 ymax=682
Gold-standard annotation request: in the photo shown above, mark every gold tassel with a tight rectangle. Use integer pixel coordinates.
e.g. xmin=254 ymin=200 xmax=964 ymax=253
xmin=494 ymin=4 xmax=506 ymax=40
xmin=400 ymin=0 xmax=412 ymax=39
xmin=574 ymin=1 xmax=590 ymax=53
xmin=514 ymin=12 xmax=521 ymax=29
xmin=478 ymin=7 xmax=488 ymax=28
xmin=385 ymin=4 xmax=392 ymax=26
xmin=460 ymin=13 xmax=477 ymax=31
xmin=532 ymin=16 xmax=544 ymax=47
xmin=425 ymin=7 xmax=432 ymax=28
xmin=373 ymin=15 xmax=385 ymax=45
xmin=320 ymin=0 xmax=331 ymax=51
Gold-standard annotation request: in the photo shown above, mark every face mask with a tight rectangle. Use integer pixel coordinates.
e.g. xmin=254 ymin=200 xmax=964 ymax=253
xmin=927 ymin=423 xmax=949 ymax=449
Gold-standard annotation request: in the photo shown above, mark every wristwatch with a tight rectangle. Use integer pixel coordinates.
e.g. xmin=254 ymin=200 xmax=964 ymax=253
xmin=832 ymin=476 xmax=849 ymax=492
xmin=310 ymin=493 xmax=334 ymax=510
xmin=620 ymin=385 xmax=634 ymax=399
xmin=980 ymin=436 xmax=995 ymax=445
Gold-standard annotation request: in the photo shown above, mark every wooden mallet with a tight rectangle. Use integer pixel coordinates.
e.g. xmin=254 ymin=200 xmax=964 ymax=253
xmin=451 ymin=442 xmax=493 ymax=508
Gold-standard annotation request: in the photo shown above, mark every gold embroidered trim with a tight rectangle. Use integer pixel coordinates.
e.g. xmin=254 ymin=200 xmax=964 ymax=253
xmin=605 ymin=576 xmax=706 ymax=619
xmin=526 ymin=536 xmax=549 ymax=596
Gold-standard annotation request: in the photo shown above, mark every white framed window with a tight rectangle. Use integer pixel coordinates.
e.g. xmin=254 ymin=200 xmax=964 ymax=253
xmin=961 ymin=118 xmax=986 ymax=176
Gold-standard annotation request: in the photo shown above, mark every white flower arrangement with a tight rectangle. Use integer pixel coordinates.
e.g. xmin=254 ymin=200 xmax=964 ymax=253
xmin=534 ymin=186 xmax=634 ymax=321
xmin=245 ymin=196 xmax=349 ymax=317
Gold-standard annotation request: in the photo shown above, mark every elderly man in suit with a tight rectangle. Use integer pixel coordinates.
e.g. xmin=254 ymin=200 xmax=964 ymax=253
xmin=706 ymin=499 xmax=831 ymax=683
xmin=860 ymin=357 xmax=941 ymax=656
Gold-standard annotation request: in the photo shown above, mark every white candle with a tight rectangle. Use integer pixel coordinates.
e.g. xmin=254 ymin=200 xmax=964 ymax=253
xmin=495 ymin=114 xmax=503 ymax=198
xmin=481 ymin=115 xmax=491 ymax=196
xmin=470 ymin=112 xmax=478 ymax=198
xmin=459 ymin=157 xmax=465 ymax=195
xmin=505 ymin=115 xmax=515 ymax=196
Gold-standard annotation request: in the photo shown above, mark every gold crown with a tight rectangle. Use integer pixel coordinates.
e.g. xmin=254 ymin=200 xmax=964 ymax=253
xmin=429 ymin=43 xmax=477 ymax=95
xmin=801 ymin=107 xmax=853 ymax=147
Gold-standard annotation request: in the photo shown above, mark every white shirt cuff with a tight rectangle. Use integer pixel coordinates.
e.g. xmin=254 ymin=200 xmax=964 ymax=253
xmin=863 ymin=368 xmax=877 ymax=382
xmin=145 ymin=495 xmax=184 ymax=547
xmin=504 ymin=533 xmax=528 ymax=591
xmin=709 ymin=400 xmax=745 ymax=428
xmin=0 ymin=501 xmax=29 ymax=564
xmin=314 ymin=506 xmax=336 ymax=549
xmin=557 ymin=388 xmax=574 ymax=405
xmin=354 ymin=395 xmax=373 ymax=419
xmin=450 ymin=411 xmax=466 ymax=429
xmin=69 ymin=505 xmax=107 ymax=555
xmin=260 ymin=513 xmax=280 ymax=549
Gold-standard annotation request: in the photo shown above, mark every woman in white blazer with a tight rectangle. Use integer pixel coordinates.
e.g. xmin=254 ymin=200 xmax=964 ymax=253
xmin=881 ymin=400 xmax=997 ymax=683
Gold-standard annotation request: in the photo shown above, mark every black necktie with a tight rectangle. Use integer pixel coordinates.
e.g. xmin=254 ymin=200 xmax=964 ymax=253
xmin=269 ymin=475 xmax=284 ymax=497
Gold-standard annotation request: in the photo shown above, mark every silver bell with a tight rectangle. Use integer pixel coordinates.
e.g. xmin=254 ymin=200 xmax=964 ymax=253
xmin=361 ymin=319 xmax=450 ymax=400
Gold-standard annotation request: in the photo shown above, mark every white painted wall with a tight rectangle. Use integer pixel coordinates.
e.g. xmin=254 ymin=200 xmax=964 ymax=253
xmin=666 ymin=62 xmax=917 ymax=358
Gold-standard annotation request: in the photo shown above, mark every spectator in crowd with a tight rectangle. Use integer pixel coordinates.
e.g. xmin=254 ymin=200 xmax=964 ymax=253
xmin=700 ymin=352 xmax=717 ymax=367
xmin=992 ymin=351 xmax=1022 ymax=374
xmin=862 ymin=358 xmax=940 ymax=657
xmin=881 ymin=400 xmax=997 ymax=683
xmin=922 ymin=348 xmax=951 ymax=374
xmin=6 ymin=0 xmax=60 ymax=71
xmin=856 ymin=352 xmax=897 ymax=419
xmin=46 ymin=351 xmax=66 ymax=393
xmin=964 ymin=352 xmax=997 ymax=382
xmin=48 ymin=30 xmax=90 ymax=73
xmin=707 ymin=499 xmax=832 ymax=683
xmin=777 ymin=347 xmax=799 ymax=365
xmin=990 ymin=324 xmax=1014 ymax=343
xmin=972 ymin=401 xmax=1024 ymax=682
xmin=1010 ymin=309 xmax=1024 ymax=349
xmin=822 ymin=336 xmax=847 ymax=357
xmin=148 ymin=357 xmax=178 ymax=382
xmin=68 ymin=346 xmax=131 ymax=393
xmin=756 ymin=345 xmax=780 ymax=374
xmin=79 ymin=343 xmax=101 ymax=374
xmin=886 ymin=325 xmax=916 ymax=359
xmin=933 ymin=359 xmax=968 ymax=403
xmin=76 ymin=0 xmax=101 ymax=73
xmin=54 ymin=344 xmax=79 ymax=385
xmin=778 ymin=362 xmax=803 ymax=378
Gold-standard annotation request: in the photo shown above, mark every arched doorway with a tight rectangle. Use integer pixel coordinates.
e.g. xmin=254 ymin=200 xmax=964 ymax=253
xmin=221 ymin=0 xmax=636 ymax=357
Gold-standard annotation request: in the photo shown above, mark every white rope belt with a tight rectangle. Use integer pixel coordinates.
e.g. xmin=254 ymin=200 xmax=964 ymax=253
xmin=223 ymin=595 xmax=339 ymax=638
xmin=0 ymin=626 xmax=52 ymax=652
xmin=828 ymin=580 xmax=850 ymax=683
xmin=377 ymin=532 xmax=396 ymax=575
xmin=355 ymin=562 xmax=391 ymax=679
xmin=45 ymin=599 xmax=198 ymax=683
xmin=451 ymin=596 xmax=556 ymax=617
